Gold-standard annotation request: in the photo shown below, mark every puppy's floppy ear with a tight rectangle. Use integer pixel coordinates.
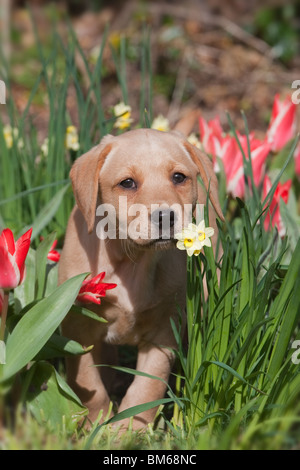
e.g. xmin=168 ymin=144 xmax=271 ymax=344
xmin=70 ymin=135 xmax=114 ymax=233
xmin=183 ymin=141 xmax=225 ymax=222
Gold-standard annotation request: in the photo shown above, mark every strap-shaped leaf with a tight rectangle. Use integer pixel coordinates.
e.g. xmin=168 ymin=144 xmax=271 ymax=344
xmin=1 ymin=273 xmax=87 ymax=382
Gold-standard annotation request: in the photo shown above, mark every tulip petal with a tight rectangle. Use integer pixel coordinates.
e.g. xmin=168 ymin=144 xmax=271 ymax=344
xmin=77 ymin=292 xmax=102 ymax=305
xmin=0 ymin=246 xmax=20 ymax=289
xmin=0 ymin=228 xmax=15 ymax=255
xmin=267 ymin=95 xmax=297 ymax=152
xmin=47 ymin=251 xmax=60 ymax=262
xmin=93 ymin=272 xmax=106 ymax=284
xmin=263 ymin=176 xmax=292 ymax=237
xmin=14 ymin=228 xmax=32 ymax=283
xmin=77 ymin=272 xmax=117 ymax=305
xmin=0 ymin=289 xmax=4 ymax=314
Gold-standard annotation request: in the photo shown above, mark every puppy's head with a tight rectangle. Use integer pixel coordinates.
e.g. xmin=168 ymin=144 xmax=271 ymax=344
xmin=70 ymin=129 xmax=224 ymax=249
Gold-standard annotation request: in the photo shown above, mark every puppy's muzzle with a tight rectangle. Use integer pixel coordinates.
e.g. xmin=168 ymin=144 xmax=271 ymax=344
xmin=151 ymin=208 xmax=176 ymax=240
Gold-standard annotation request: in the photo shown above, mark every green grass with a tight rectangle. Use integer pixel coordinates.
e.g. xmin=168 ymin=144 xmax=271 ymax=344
xmin=0 ymin=15 xmax=300 ymax=450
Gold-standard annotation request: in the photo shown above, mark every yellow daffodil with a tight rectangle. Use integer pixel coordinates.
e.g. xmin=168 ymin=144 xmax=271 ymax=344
xmin=187 ymin=132 xmax=201 ymax=149
xmin=175 ymin=220 xmax=214 ymax=256
xmin=3 ymin=125 xmax=24 ymax=149
xmin=175 ymin=224 xmax=201 ymax=256
xmin=3 ymin=125 xmax=13 ymax=148
xmin=194 ymin=220 xmax=214 ymax=248
xmin=113 ymin=102 xmax=133 ymax=130
xmin=151 ymin=115 xmax=170 ymax=132
xmin=65 ymin=125 xmax=80 ymax=151
xmin=109 ymin=32 xmax=121 ymax=50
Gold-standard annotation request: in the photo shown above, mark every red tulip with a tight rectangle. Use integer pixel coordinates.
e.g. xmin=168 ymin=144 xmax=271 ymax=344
xmin=266 ymin=94 xmax=297 ymax=152
xmin=77 ymin=272 xmax=117 ymax=305
xmin=42 ymin=238 xmax=60 ymax=262
xmin=47 ymin=245 xmax=60 ymax=262
xmin=0 ymin=289 xmax=3 ymax=315
xmin=0 ymin=228 xmax=32 ymax=290
xmin=263 ymin=175 xmax=292 ymax=237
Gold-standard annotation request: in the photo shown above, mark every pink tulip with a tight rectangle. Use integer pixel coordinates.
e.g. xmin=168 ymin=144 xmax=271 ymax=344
xmin=226 ymin=135 xmax=271 ymax=198
xmin=0 ymin=228 xmax=32 ymax=290
xmin=77 ymin=272 xmax=117 ymax=305
xmin=198 ymin=115 xmax=235 ymax=177
xmin=199 ymin=115 xmax=223 ymax=157
xmin=198 ymin=116 xmax=270 ymax=198
xmin=266 ymin=94 xmax=297 ymax=152
xmin=263 ymin=175 xmax=292 ymax=237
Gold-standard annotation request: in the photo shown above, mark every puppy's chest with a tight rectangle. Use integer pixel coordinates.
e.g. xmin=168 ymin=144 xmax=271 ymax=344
xmin=101 ymin=261 xmax=186 ymax=345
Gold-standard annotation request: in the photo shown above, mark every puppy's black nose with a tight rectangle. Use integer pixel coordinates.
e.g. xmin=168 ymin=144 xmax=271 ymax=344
xmin=151 ymin=209 xmax=175 ymax=232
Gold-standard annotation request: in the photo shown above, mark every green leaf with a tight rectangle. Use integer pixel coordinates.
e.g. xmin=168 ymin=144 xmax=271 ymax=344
xmin=1 ymin=273 xmax=86 ymax=381
xmin=35 ymin=232 xmax=57 ymax=299
xmin=23 ymin=183 xmax=70 ymax=241
xmin=34 ymin=332 xmax=93 ymax=360
xmin=218 ymin=397 xmax=260 ymax=450
xmin=25 ymin=361 xmax=88 ymax=432
xmin=14 ymin=248 xmax=36 ymax=314
xmin=70 ymin=304 xmax=108 ymax=323
xmin=44 ymin=262 xmax=59 ymax=297
xmin=266 ymin=245 xmax=300 ymax=383
xmin=280 ymin=196 xmax=300 ymax=256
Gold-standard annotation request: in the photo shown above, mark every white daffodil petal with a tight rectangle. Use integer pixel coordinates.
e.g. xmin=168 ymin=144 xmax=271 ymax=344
xmin=186 ymin=247 xmax=196 ymax=256
xmin=202 ymin=238 xmax=212 ymax=247
xmin=205 ymin=227 xmax=215 ymax=237
xmin=197 ymin=220 xmax=205 ymax=232
xmin=187 ymin=223 xmax=198 ymax=232
xmin=176 ymin=240 xmax=186 ymax=250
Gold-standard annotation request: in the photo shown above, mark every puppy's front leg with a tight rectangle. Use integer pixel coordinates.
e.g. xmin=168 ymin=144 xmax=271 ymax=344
xmin=117 ymin=343 xmax=175 ymax=430
xmin=65 ymin=346 xmax=113 ymax=425
xmin=62 ymin=315 xmax=113 ymax=425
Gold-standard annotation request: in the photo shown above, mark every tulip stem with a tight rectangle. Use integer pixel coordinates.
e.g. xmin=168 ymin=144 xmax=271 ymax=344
xmin=0 ymin=290 xmax=9 ymax=344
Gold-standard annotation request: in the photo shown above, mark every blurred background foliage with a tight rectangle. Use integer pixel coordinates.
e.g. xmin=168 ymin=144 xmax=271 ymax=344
xmin=251 ymin=2 xmax=300 ymax=64
xmin=1 ymin=0 xmax=300 ymax=136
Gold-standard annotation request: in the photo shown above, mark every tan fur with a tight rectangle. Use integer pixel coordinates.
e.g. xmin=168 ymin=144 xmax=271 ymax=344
xmin=58 ymin=127 xmax=224 ymax=429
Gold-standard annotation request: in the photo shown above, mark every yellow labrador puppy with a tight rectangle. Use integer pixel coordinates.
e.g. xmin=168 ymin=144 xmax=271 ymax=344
xmin=58 ymin=126 xmax=224 ymax=429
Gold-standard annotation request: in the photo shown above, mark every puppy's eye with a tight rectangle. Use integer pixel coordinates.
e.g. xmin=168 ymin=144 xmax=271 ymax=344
xmin=119 ymin=178 xmax=137 ymax=189
xmin=172 ymin=172 xmax=186 ymax=184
